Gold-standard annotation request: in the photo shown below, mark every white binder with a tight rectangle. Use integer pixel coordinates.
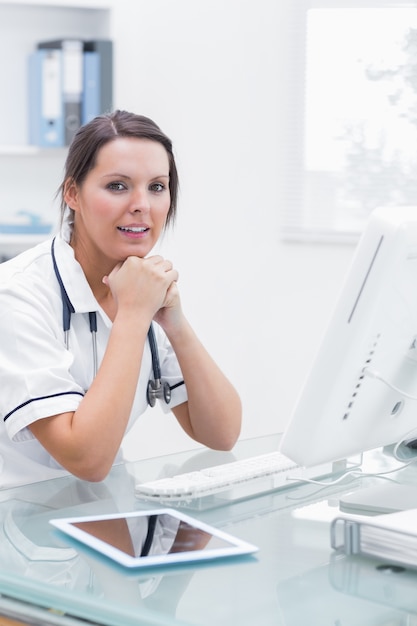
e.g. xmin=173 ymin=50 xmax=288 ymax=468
xmin=28 ymin=49 xmax=64 ymax=147
xmin=331 ymin=507 xmax=417 ymax=570
xmin=38 ymin=39 xmax=83 ymax=145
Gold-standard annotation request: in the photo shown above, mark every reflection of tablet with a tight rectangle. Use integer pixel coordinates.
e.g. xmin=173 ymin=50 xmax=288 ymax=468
xmin=49 ymin=508 xmax=258 ymax=568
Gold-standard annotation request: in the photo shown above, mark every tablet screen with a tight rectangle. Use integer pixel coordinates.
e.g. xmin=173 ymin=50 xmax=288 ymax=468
xmin=50 ymin=508 xmax=258 ymax=568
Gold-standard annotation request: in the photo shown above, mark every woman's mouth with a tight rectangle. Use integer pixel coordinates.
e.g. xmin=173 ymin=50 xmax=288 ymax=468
xmin=117 ymin=225 xmax=149 ymax=235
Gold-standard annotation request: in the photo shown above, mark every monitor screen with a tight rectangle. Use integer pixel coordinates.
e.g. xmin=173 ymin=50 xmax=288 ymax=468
xmin=280 ymin=206 xmax=417 ymax=468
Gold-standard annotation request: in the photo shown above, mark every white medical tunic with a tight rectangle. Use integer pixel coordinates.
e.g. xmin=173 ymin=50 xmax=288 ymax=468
xmin=0 ymin=234 xmax=187 ymax=487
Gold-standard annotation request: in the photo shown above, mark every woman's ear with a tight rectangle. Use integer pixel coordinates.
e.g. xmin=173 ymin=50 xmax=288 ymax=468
xmin=63 ymin=179 xmax=79 ymax=212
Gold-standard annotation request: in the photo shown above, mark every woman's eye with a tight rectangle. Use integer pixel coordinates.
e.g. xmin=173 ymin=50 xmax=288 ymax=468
xmin=107 ymin=182 xmax=126 ymax=191
xmin=150 ymin=182 xmax=165 ymax=193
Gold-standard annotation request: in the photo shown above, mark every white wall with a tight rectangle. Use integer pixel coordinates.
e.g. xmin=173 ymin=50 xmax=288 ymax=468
xmin=109 ymin=0 xmax=356 ymax=460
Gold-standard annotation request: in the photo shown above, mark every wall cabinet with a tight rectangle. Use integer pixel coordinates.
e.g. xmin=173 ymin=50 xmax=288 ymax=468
xmin=0 ymin=0 xmax=112 ymax=255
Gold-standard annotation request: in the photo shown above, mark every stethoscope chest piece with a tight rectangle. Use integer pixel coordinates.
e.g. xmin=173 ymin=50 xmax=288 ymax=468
xmin=147 ymin=379 xmax=172 ymax=407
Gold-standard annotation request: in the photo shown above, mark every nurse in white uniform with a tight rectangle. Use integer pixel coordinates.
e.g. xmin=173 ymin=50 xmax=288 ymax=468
xmin=0 ymin=110 xmax=242 ymax=487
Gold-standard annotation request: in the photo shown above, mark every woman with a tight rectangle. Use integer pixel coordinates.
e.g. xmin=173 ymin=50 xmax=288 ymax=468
xmin=0 ymin=110 xmax=241 ymax=486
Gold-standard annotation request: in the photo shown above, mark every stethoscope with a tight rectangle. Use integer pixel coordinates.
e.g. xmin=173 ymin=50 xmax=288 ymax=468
xmin=51 ymin=238 xmax=183 ymax=407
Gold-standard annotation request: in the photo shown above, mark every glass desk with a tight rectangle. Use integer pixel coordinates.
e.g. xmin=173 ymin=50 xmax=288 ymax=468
xmin=1 ymin=434 xmax=417 ymax=626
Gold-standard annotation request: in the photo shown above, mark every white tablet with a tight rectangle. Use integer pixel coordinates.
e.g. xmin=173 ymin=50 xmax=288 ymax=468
xmin=49 ymin=508 xmax=258 ymax=569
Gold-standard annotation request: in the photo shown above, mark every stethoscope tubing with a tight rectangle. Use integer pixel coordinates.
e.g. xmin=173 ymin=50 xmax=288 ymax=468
xmin=50 ymin=238 xmax=180 ymax=406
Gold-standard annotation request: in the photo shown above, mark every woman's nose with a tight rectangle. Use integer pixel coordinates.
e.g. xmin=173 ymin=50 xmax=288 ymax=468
xmin=129 ymin=188 xmax=151 ymax=212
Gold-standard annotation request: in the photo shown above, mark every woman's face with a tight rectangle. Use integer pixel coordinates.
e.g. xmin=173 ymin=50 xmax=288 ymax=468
xmin=66 ymin=137 xmax=171 ymax=267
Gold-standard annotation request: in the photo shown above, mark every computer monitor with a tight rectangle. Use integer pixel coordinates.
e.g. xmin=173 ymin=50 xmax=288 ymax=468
xmin=280 ymin=205 xmax=417 ymax=468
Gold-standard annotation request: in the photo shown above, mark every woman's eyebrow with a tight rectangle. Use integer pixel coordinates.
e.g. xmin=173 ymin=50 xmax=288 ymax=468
xmin=101 ymin=173 xmax=170 ymax=180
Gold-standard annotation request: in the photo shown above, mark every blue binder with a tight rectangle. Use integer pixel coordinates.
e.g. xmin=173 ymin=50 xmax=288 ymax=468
xmin=28 ymin=49 xmax=64 ymax=147
xmin=82 ymin=51 xmax=100 ymax=124
xmin=83 ymin=40 xmax=113 ymax=114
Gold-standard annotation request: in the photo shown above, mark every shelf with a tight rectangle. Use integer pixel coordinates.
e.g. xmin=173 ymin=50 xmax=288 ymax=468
xmin=0 ymin=145 xmax=66 ymax=156
xmin=0 ymin=1 xmax=112 ymax=8
xmin=0 ymin=145 xmax=37 ymax=156
xmin=0 ymin=233 xmax=53 ymax=260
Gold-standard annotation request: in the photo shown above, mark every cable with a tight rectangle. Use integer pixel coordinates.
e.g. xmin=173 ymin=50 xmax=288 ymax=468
xmin=393 ymin=430 xmax=417 ymax=458
xmin=363 ymin=366 xmax=417 ymax=400
xmin=362 ymin=367 xmax=417 ymax=457
xmin=285 ymin=452 xmax=417 ymax=487
xmin=285 ymin=468 xmax=363 ymax=487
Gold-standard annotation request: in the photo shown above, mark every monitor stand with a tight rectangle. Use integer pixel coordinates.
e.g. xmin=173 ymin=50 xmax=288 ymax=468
xmin=339 ymin=482 xmax=417 ymax=515
xmin=339 ymin=443 xmax=417 ymax=515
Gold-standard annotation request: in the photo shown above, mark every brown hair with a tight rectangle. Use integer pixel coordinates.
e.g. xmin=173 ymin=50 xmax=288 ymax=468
xmin=59 ymin=110 xmax=179 ymax=228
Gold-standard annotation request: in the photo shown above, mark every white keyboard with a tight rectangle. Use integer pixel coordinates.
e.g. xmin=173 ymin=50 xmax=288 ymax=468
xmin=134 ymin=451 xmax=327 ymax=502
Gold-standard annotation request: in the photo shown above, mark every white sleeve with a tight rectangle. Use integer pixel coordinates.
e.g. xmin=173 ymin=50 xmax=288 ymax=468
xmin=0 ymin=284 xmax=84 ymax=442
xmin=153 ymin=324 xmax=188 ymax=413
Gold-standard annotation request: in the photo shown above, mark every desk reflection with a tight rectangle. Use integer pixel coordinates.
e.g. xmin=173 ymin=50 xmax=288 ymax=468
xmin=0 ymin=480 xmax=213 ymax=620
xmin=276 ymin=553 xmax=417 ymax=626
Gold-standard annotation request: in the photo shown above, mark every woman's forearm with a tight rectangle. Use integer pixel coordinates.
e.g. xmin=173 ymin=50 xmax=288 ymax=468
xmin=168 ymin=317 xmax=242 ymax=450
xmin=30 ymin=310 xmax=149 ymax=480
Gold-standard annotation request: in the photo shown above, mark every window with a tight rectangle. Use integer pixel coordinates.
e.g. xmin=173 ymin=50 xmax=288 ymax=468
xmin=282 ymin=2 xmax=417 ymax=242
